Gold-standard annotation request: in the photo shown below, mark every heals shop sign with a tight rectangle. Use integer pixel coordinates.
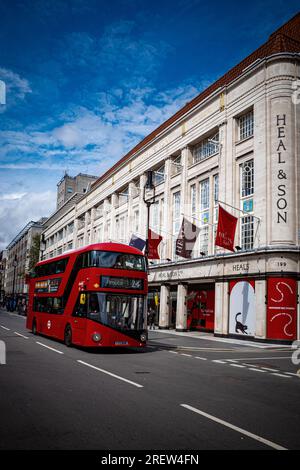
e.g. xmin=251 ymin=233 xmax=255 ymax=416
xmin=271 ymin=98 xmax=295 ymax=244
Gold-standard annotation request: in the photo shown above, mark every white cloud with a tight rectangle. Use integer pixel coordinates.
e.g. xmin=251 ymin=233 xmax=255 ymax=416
xmin=0 ymin=68 xmax=31 ymax=111
xmin=0 ymin=82 xmax=201 ymax=175
xmin=0 ymin=191 xmax=56 ymax=251
xmin=0 ymin=192 xmax=27 ymax=200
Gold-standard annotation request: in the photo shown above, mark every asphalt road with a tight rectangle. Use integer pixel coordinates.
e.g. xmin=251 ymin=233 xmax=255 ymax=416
xmin=0 ymin=309 xmax=299 ymax=450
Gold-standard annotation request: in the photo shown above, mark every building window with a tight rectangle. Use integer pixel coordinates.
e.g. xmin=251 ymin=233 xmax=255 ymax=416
xmin=189 ymin=184 xmax=197 ymax=258
xmin=241 ymin=215 xmax=254 ymax=250
xmin=119 ymin=186 xmax=129 ymax=206
xmin=241 ymin=160 xmax=254 ymax=198
xmin=240 ymin=159 xmax=254 ymax=250
xmin=68 ymin=222 xmax=74 ymax=234
xmin=95 ymin=203 xmax=104 ymax=220
xmin=199 ymin=179 xmax=209 ymax=254
xmin=238 ymin=110 xmax=254 ymax=141
xmin=192 ymin=131 xmax=219 ymax=164
xmin=171 ymin=155 xmax=182 ymax=176
xmin=133 ymin=209 xmax=139 ymax=234
xmin=67 ymin=187 xmax=73 ymax=194
xmin=153 ymin=164 xmax=165 ymax=186
xmin=119 ymin=215 xmax=127 ymax=243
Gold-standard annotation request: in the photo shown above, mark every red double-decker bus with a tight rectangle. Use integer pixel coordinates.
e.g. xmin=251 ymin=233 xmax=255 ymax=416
xmin=26 ymin=243 xmax=148 ymax=348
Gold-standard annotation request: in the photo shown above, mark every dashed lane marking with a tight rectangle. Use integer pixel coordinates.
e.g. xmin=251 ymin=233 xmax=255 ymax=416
xmin=77 ymin=360 xmax=144 ymax=388
xmin=0 ymin=325 xmax=10 ymax=331
xmin=271 ymin=373 xmax=292 ymax=379
xmin=180 ymin=404 xmax=287 ymax=450
xmin=14 ymin=332 xmax=28 ymax=339
xmin=36 ymin=342 xmax=64 ymax=355
xmin=166 ymin=349 xmax=299 ymax=380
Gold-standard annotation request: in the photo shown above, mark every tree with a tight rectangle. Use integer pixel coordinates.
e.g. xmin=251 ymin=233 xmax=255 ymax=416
xmin=28 ymin=234 xmax=41 ymax=273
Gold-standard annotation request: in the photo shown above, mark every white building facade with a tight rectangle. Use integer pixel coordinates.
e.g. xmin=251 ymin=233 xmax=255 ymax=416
xmin=42 ymin=15 xmax=300 ymax=343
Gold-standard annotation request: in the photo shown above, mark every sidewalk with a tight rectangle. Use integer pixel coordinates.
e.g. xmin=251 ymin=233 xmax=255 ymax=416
xmin=149 ymin=327 xmax=292 ymax=349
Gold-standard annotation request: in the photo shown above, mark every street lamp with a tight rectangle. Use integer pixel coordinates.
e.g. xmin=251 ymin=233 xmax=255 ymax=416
xmin=12 ymin=255 xmax=17 ymax=310
xmin=143 ymin=171 xmax=156 ymax=259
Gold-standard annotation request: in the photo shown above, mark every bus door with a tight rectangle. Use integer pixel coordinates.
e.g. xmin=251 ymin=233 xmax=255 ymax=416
xmin=71 ymin=293 xmax=88 ymax=344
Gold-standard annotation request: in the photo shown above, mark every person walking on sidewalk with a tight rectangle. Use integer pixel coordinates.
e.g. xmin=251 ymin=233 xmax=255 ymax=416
xmin=148 ymin=307 xmax=156 ymax=330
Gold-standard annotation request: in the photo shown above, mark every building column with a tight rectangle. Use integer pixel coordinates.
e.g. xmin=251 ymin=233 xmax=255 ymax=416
xmin=162 ymin=158 xmax=172 ymax=260
xmin=254 ymin=279 xmax=267 ymax=339
xmin=126 ymin=182 xmax=136 ymax=244
xmin=176 ymin=283 xmax=188 ymax=331
xmin=214 ymin=281 xmax=229 ymax=335
xmin=139 ymin=174 xmax=147 ymax=240
xmin=103 ymin=198 xmax=110 ymax=241
xmin=73 ymin=217 xmax=79 ymax=248
xmin=159 ymin=284 xmax=171 ymax=329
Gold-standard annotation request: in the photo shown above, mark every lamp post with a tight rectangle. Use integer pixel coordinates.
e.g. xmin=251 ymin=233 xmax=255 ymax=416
xmin=12 ymin=255 xmax=17 ymax=311
xmin=143 ymin=171 xmax=156 ymax=259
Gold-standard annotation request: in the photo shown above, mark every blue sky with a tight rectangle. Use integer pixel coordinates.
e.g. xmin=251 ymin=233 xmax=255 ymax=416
xmin=0 ymin=0 xmax=299 ymax=250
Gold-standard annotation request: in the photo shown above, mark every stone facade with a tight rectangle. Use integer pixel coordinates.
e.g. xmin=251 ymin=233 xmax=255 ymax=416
xmin=41 ymin=15 xmax=300 ymax=343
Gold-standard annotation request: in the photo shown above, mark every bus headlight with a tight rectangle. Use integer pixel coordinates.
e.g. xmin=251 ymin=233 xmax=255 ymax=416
xmin=92 ymin=333 xmax=102 ymax=343
xmin=140 ymin=333 xmax=147 ymax=342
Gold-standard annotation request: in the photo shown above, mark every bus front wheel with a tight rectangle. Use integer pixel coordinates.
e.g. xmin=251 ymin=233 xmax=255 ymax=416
xmin=64 ymin=325 xmax=72 ymax=347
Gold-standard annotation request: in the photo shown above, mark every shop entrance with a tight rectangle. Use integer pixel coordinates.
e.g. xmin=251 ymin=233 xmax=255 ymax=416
xmin=187 ymin=284 xmax=215 ymax=331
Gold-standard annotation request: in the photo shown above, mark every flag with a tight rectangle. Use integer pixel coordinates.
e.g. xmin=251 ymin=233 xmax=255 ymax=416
xmin=129 ymin=234 xmax=146 ymax=252
xmin=215 ymin=205 xmax=238 ymax=252
xmin=175 ymin=217 xmax=200 ymax=258
xmin=148 ymin=229 xmax=162 ymax=259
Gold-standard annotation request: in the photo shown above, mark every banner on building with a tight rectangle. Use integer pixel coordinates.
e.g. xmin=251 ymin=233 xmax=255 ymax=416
xmin=148 ymin=229 xmax=162 ymax=259
xmin=129 ymin=234 xmax=146 ymax=252
xmin=215 ymin=205 xmax=238 ymax=252
xmin=175 ymin=217 xmax=200 ymax=258
xmin=267 ymin=278 xmax=297 ymax=340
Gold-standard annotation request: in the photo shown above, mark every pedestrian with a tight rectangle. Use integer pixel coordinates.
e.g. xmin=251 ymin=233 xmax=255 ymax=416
xmin=148 ymin=307 xmax=156 ymax=330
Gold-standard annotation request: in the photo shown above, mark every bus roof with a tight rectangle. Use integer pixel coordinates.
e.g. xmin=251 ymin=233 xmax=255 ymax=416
xmin=37 ymin=242 xmax=144 ymax=266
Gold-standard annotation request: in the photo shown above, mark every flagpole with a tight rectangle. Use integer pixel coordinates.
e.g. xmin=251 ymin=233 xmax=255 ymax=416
xmin=216 ymin=200 xmax=261 ymax=221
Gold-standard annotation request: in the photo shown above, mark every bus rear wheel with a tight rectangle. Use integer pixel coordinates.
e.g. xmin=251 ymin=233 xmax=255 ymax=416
xmin=64 ymin=325 xmax=72 ymax=347
xmin=32 ymin=319 xmax=38 ymax=335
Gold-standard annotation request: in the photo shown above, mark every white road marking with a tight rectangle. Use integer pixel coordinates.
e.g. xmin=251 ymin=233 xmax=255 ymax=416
xmin=180 ymin=353 xmax=192 ymax=357
xmin=180 ymin=404 xmax=287 ymax=450
xmin=14 ymin=332 xmax=28 ymax=339
xmin=226 ymin=356 xmax=291 ymax=362
xmin=212 ymin=360 xmax=227 ymax=364
xmin=229 ymin=363 xmax=245 ymax=368
xmin=271 ymin=373 xmax=292 ymax=379
xmin=260 ymin=367 xmax=279 ymax=372
xmin=284 ymin=372 xmax=299 ymax=377
xmin=195 ymin=357 xmax=207 ymax=360
xmin=36 ymin=342 xmax=64 ymax=355
xmin=248 ymin=368 xmax=266 ymax=373
xmin=77 ymin=360 xmax=144 ymax=388
xmin=169 ymin=351 xmax=178 ymax=354
xmin=0 ymin=325 xmax=10 ymax=331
